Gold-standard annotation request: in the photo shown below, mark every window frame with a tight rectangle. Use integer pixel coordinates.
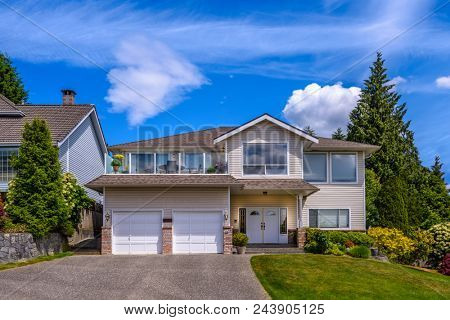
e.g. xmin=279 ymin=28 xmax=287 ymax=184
xmin=0 ymin=147 xmax=19 ymax=187
xmin=330 ymin=152 xmax=358 ymax=184
xmin=303 ymin=152 xmax=329 ymax=183
xmin=242 ymin=142 xmax=289 ymax=176
xmin=308 ymin=208 xmax=351 ymax=230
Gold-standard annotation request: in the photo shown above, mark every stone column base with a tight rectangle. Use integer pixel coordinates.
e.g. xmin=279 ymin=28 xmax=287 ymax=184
xmin=101 ymin=227 xmax=112 ymax=255
xmin=223 ymin=226 xmax=233 ymax=254
xmin=162 ymin=222 xmax=173 ymax=254
xmin=297 ymin=227 xmax=307 ymax=250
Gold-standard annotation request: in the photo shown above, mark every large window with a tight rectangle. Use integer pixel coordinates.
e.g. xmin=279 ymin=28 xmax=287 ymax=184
xmin=243 ymin=143 xmax=288 ymax=175
xmin=304 ymin=153 xmax=327 ymax=182
xmin=0 ymin=148 xmax=18 ymax=186
xmin=309 ymin=209 xmax=349 ymax=228
xmin=182 ymin=153 xmax=204 ymax=174
xmin=331 ymin=153 xmax=357 ymax=183
xmin=130 ymin=153 xmax=154 ymax=174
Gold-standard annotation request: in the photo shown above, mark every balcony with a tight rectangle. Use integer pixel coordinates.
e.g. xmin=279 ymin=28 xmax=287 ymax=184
xmin=105 ymin=152 xmax=227 ymax=174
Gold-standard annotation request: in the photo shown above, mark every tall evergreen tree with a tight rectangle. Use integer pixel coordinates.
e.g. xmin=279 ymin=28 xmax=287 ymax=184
xmin=332 ymin=128 xmax=346 ymax=140
xmin=303 ymin=125 xmax=315 ymax=136
xmin=0 ymin=52 xmax=28 ymax=104
xmin=6 ymin=119 xmax=70 ymax=237
xmin=431 ymin=155 xmax=445 ymax=180
xmin=347 ymin=52 xmax=419 ymax=182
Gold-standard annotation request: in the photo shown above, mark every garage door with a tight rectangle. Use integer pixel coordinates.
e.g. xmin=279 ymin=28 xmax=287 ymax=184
xmin=112 ymin=211 xmax=162 ymax=254
xmin=173 ymin=211 xmax=223 ymax=254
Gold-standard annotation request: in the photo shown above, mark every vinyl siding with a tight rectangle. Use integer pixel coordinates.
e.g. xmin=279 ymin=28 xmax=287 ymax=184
xmin=227 ymin=120 xmax=303 ymax=178
xmin=61 ymin=114 xmax=105 ymax=202
xmin=230 ymin=194 xmax=298 ymax=230
xmin=105 ymin=187 xmax=229 ymax=222
xmin=302 ymin=152 xmax=365 ymax=230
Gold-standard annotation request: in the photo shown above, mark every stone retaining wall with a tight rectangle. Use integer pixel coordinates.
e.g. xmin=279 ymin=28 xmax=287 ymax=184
xmin=0 ymin=233 xmax=66 ymax=263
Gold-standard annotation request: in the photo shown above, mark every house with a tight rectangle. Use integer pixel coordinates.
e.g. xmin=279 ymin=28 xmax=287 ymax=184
xmin=86 ymin=114 xmax=379 ymax=255
xmin=0 ymin=90 xmax=107 ymax=203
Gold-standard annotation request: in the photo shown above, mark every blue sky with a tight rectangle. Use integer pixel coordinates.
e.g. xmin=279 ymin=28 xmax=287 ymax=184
xmin=1 ymin=0 xmax=449 ymax=181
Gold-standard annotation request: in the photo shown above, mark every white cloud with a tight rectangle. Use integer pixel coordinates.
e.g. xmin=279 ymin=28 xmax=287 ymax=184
xmin=436 ymin=76 xmax=450 ymax=89
xmin=283 ymin=83 xmax=361 ymax=136
xmin=105 ymin=37 xmax=207 ymax=125
xmin=388 ymin=76 xmax=407 ymax=86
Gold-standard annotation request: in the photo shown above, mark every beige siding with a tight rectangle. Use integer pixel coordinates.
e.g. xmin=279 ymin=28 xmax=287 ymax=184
xmin=105 ymin=187 xmax=228 ymax=221
xmin=302 ymin=152 xmax=366 ymax=230
xmin=227 ymin=120 xmax=304 ymax=178
xmin=230 ymin=194 xmax=298 ymax=230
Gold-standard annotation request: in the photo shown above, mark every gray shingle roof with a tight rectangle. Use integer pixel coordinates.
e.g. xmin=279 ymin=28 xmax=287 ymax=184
xmin=0 ymin=100 xmax=93 ymax=144
xmin=237 ymin=179 xmax=319 ymax=191
xmin=309 ymin=137 xmax=380 ymax=152
xmin=0 ymin=95 xmax=23 ymax=115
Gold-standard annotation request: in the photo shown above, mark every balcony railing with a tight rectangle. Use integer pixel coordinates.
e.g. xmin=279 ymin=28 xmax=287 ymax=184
xmin=105 ymin=152 xmax=228 ymax=174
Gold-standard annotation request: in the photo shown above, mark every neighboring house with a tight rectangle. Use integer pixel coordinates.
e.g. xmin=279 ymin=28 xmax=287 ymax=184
xmin=86 ymin=113 xmax=379 ymax=255
xmin=0 ymin=90 xmax=107 ymax=203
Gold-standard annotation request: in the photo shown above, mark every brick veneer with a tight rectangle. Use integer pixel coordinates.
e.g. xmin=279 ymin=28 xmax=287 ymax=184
xmin=162 ymin=222 xmax=173 ymax=254
xmin=223 ymin=226 xmax=233 ymax=254
xmin=101 ymin=227 xmax=112 ymax=255
xmin=297 ymin=227 xmax=306 ymax=250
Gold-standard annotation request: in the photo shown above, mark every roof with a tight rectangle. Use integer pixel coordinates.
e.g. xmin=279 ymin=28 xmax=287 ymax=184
xmin=0 ymin=95 xmax=24 ymax=116
xmin=238 ymin=179 xmax=318 ymax=191
xmin=308 ymin=137 xmax=380 ymax=153
xmin=0 ymin=102 xmax=94 ymax=145
xmin=85 ymin=174 xmax=319 ymax=195
xmin=109 ymin=127 xmax=235 ymax=150
xmin=85 ymin=174 xmax=241 ymax=191
xmin=213 ymin=113 xmax=319 ymax=144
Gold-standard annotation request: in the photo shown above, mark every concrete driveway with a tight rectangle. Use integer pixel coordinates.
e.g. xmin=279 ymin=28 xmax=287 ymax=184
xmin=0 ymin=255 xmax=268 ymax=300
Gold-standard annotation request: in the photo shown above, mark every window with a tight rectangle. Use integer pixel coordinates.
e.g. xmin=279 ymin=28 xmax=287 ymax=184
xmin=331 ymin=153 xmax=357 ymax=182
xmin=304 ymin=153 xmax=327 ymax=182
xmin=0 ymin=148 xmax=18 ymax=184
xmin=205 ymin=152 xmax=227 ymax=174
xmin=156 ymin=153 xmax=169 ymax=173
xmin=280 ymin=208 xmax=287 ymax=234
xmin=309 ymin=209 xmax=349 ymax=228
xmin=243 ymin=143 xmax=288 ymax=175
xmin=182 ymin=153 xmax=204 ymax=174
xmin=239 ymin=208 xmax=246 ymax=233
xmin=130 ymin=154 xmax=154 ymax=173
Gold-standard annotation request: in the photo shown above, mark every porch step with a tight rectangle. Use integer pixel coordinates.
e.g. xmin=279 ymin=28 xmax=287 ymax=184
xmin=244 ymin=244 xmax=304 ymax=254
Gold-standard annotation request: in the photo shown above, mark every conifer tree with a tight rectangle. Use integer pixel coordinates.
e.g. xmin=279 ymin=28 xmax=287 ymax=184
xmin=0 ymin=52 xmax=28 ymax=104
xmin=332 ymin=128 xmax=346 ymax=140
xmin=303 ymin=125 xmax=315 ymax=136
xmin=6 ymin=119 xmax=70 ymax=237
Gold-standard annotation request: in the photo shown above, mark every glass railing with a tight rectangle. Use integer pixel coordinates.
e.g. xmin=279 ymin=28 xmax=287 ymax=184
xmin=105 ymin=152 xmax=227 ymax=174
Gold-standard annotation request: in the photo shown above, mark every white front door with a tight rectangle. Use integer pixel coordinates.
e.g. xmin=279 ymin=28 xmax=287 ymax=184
xmin=246 ymin=207 xmax=280 ymax=243
xmin=246 ymin=208 xmax=263 ymax=243
xmin=112 ymin=211 xmax=162 ymax=254
xmin=263 ymin=208 xmax=279 ymax=243
xmin=173 ymin=211 xmax=223 ymax=253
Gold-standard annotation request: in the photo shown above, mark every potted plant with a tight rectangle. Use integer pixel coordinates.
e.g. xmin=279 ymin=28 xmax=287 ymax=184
xmin=206 ymin=166 xmax=216 ymax=174
xmin=111 ymin=154 xmax=124 ymax=173
xmin=233 ymin=232 xmax=249 ymax=254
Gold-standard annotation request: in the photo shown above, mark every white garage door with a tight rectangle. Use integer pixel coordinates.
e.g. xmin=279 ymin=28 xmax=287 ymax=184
xmin=112 ymin=211 xmax=162 ymax=254
xmin=173 ymin=211 xmax=223 ymax=254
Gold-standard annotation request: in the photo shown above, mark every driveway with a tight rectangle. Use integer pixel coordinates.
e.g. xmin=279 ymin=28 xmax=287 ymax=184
xmin=0 ymin=255 xmax=268 ymax=300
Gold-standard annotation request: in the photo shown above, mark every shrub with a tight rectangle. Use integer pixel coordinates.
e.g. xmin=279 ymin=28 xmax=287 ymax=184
xmin=344 ymin=240 xmax=355 ymax=248
xmin=232 ymin=233 xmax=249 ymax=247
xmin=305 ymin=230 xmax=330 ymax=254
xmin=326 ymin=243 xmax=345 ymax=256
xmin=428 ymin=222 xmax=450 ymax=268
xmin=368 ymin=227 xmax=414 ymax=261
xmin=348 ymin=245 xmax=370 ymax=259
xmin=306 ymin=228 xmax=373 ymax=247
xmin=0 ymin=216 xmax=27 ymax=233
xmin=439 ymin=253 xmax=450 ymax=276
xmin=407 ymin=230 xmax=434 ymax=266
xmin=62 ymin=172 xmax=93 ymax=232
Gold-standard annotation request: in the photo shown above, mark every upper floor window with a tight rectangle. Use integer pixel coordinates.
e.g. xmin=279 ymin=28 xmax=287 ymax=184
xmin=331 ymin=153 xmax=357 ymax=183
xmin=304 ymin=153 xmax=327 ymax=182
xmin=243 ymin=143 xmax=288 ymax=175
xmin=130 ymin=153 xmax=154 ymax=174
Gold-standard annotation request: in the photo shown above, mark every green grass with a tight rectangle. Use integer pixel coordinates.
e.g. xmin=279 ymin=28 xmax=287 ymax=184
xmin=0 ymin=251 xmax=73 ymax=271
xmin=251 ymin=254 xmax=450 ymax=299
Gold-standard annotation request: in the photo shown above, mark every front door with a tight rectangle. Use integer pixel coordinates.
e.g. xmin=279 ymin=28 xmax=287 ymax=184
xmin=245 ymin=207 xmax=280 ymax=243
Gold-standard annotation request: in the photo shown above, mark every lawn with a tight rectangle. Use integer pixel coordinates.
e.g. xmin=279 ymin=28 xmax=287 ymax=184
xmin=0 ymin=252 xmax=73 ymax=271
xmin=251 ymin=254 xmax=450 ymax=299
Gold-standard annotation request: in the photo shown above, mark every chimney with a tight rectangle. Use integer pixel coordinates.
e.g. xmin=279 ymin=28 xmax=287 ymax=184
xmin=61 ymin=89 xmax=76 ymax=105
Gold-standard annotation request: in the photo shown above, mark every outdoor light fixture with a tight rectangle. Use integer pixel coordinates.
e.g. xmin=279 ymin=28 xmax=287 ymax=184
xmin=263 ymin=191 xmax=268 ymax=195
xmin=105 ymin=210 xmax=111 ymax=223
